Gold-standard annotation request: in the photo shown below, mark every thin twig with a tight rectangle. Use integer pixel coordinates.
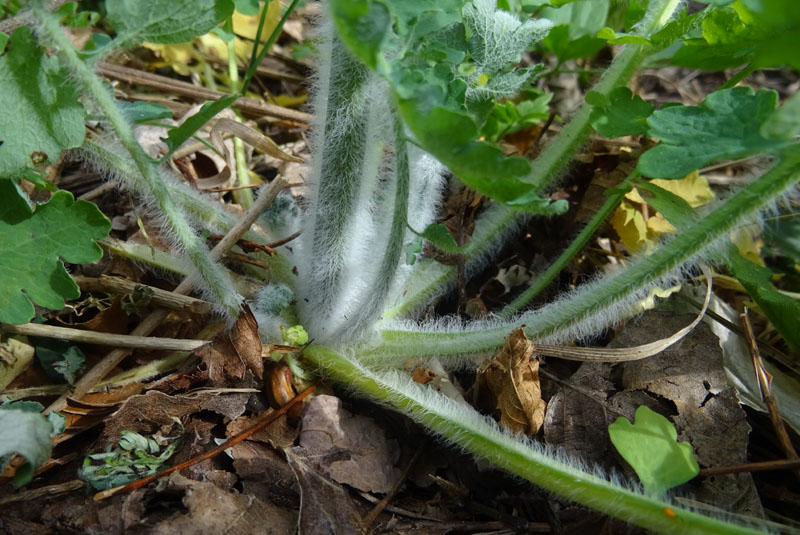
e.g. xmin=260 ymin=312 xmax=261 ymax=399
xmin=740 ymin=309 xmax=800 ymax=479
xmin=2 ymin=323 xmax=206 ymax=351
xmin=699 ymin=458 xmax=800 ymax=477
xmin=97 ymin=62 xmax=311 ymax=123
xmin=45 ymin=176 xmax=288 ymax=415
xmin=94 ymin=384 xmax=315 ymax=501
xmin=0 ymin=479 xmax=86 ymax=505
xmin=73 ymin=274 xmax=212 ymax=314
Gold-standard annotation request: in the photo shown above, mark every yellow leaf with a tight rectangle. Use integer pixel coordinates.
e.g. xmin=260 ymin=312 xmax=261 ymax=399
xmin=730 ymin=226 xmax=765 ymax=266
xmin=142 ymin=42 xmax=197 ymax=76
xmin=646 ymin=212 xmax=676 ymax=235
xmin=626 ymin=171 xmax=715 ymax=208
xmin=633 ymin=284 xmax=682 ymax=313
xmin=651 ymin=170 xmax=715 ymax=208
xmin=611 ymin=201 xmax=648 ymax=253
xmin=195 ymin=2 xmax=282 ymax=63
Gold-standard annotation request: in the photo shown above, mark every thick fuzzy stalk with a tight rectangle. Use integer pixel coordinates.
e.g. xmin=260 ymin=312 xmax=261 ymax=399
xmin=34 ymin=7 xmax=241 ymax=318
xmin=385 ymin=0 xmax=682 ymax=319
xmin=303 ymin=345 xmax=762 ymax=535
xmin=364 ymin=151 xmax=800 ymax=363
xmin=296 ymin=27 xmax=433 ymax=342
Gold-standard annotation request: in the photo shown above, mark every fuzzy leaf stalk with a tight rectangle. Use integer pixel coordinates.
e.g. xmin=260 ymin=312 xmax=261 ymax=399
xmin=293 ymin=21 xmax=443 ymax=343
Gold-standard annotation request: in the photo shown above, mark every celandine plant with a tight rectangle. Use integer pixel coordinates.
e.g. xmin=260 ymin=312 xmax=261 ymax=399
xmin=1 ymin=0 xmax=799 ymax=532
xmin=270 ymin=1 xmax=799 ymax=533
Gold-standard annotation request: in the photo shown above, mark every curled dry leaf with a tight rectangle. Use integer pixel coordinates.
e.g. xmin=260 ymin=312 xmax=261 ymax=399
xmin=210 ymin=117 xmax=305 ymax=163
xmin=198 ymin=304 xmax=263 ymax=382
xmin=478 ymin=328 xmax=546 ymax=434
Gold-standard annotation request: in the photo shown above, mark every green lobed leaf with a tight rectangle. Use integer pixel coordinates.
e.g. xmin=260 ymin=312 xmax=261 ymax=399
xmin=463 ymin=0 xmax=553 ymax=75
xmin=0 ymin=408 xmax=53 ymax=486
xmin=608 ymin=406 xmax=699 ymax=496
xmin=106 ymin=0 xmax=234 ymax=44
xmin=590 ymin=87 xmax=654 ymax=138
xmin=671 ymin=0 xmax=800 ymax=70
xmin=638 ymin=87 xmax=786 ymax=179
xmin=0 ymin=182 xmax=111 ymax=324
xmin=0 ymin=27 xmax=85 ymax=177
xmin=330 ymin=0 xmax=560 ymax=213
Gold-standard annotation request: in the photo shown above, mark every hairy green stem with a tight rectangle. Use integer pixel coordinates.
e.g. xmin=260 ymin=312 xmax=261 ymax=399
xmin=303 ymin=345 xmax=762 ymax=535
xmin=34 ymin=6 xmax=241 ymax=317
xmin=500 ymin=176 xmax=634 ymax=317
xmin=366 ymin=151 xmax=800 ymax=362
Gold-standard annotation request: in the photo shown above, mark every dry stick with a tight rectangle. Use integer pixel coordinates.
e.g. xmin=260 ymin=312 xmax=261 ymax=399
xmin=45 ymin=176 xmax=288 ymax=415
xmin=73 ymin=274 xmax=212 ymax=314
xmin=1 ymin=323 xmax=206 ymax=352
xmin=699 ymin=458 xmax=800 ymax=477
xmin=93 ymin=384 xmax=315 ymax=501
xmin=740 ymin=309 xmax=800 ymax=478
xmin=97 ymin=62 xmax=312 ymax=123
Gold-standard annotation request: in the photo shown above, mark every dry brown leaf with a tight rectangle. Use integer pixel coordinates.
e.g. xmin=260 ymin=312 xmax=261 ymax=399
xmin=285 ymin=447 xmax=365 ymax=535
xmin=479 ymin=328 xmax=546 ymax=434
xmin=198 ymin=304 xmax=263 ymax=382
xmin=102 ymin=390 xmax=249 ymax=442
xmin=298 ymin=395 xmax=401 ymax=493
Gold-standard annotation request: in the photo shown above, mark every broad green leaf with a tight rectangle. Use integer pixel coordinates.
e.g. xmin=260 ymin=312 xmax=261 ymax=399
xmin=0 ymin=182 xmax=111 ymax=324
xmin=589 ymin=87 xmax=654 ymax=138
xmin=397 ymin=100 xmax=558 ymax=213
xmin=0 ymin=27 xmax=84 ymax=177
xmin=671 ymin=0 xmax=800 ymax=70
xmin=727 ymin=251 xmax=800 ymax=351
xmin=0 ymin=408 xmax=52 ymax=486
xmin=608 ymin=406 xmax=699 ymax=496
xmin=638 ymin=87 xmax=785 ymax=179
xmin=106 ymin=0 xmax=234 ymax=44
xmin=0 ymin=32 xmax=8 ymax=54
